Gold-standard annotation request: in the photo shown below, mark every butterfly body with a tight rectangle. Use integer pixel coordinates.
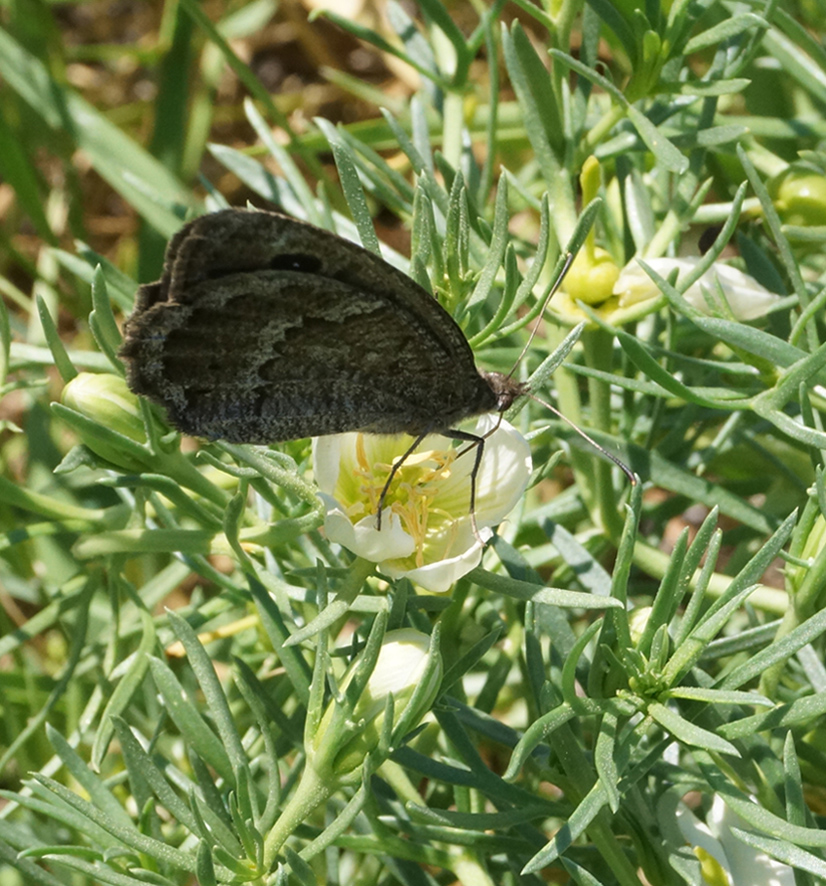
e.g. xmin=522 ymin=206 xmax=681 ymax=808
xmin=120 ymin=209 xmax=526 ymax=443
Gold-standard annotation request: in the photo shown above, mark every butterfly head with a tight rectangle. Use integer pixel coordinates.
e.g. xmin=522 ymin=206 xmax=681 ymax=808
xmin=481 ymin=371 xmax=529 ymax=414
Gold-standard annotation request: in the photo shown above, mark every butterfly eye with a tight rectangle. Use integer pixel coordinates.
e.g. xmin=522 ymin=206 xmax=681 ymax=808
xmin=269 ymin=253 xmax=323 ymax=273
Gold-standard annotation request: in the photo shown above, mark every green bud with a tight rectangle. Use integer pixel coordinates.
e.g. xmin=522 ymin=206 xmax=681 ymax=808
xmin=770 ymin=169 xmax=826 ymax=227
xmin=61 ymin=372 xmax=148 ymax=469
xmin=564 ymin=247 xmax=620 ymax=305
xmin=312 ymin=629 xmax=442 ymax=780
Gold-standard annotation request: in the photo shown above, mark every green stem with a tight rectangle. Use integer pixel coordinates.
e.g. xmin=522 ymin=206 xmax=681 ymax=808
xmin=550 ymin=723 xmax=644 ymax=886
xmin=631 ymin=539 xmax=788 ymax=615
xmin=157 ymin=451 xmax=229 ymax=508
xmin=442 ymin=91 xmax=466 ymax=171
xmin=549 ymin=323 xmax=598 ymax=515
xmin=0 ymin=474 xmax=106 ymax=522
xmin=582 ymin=328 xmax=626 ymax=539
xmin=581 ymin=105 xmax=624 ymax=160
xmin=220 ymin=443 xmax=324 ymax=524
xmin=760 ymin=536 xmax=826 ymax=693
xmin=551 ymin=0 xmax=582 ymax=99
xmin=262 ymin=764 xmax=333 ymax=870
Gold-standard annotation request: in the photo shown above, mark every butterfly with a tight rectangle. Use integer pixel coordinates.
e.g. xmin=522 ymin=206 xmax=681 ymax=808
xmin=119 ymin=208 xmax=529 ymax=523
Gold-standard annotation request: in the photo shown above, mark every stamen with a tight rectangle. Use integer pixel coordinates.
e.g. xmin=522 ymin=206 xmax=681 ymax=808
xmin=341 ymin=433 xmax=477 ymax=566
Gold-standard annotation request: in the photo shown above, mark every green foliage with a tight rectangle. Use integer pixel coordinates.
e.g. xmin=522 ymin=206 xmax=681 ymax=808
xmin=2 ymin=1 xmax=826 ymax=884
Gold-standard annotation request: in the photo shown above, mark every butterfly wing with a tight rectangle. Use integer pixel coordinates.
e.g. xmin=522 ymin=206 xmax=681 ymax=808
xmin=121 ymin=210 xmax=499 ymax=443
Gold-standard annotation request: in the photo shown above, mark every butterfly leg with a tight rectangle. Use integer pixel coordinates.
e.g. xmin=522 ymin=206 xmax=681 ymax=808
xmin=376 ymin=429 xmax=431 ymax=531
xmin=441 ymin=428 xmax=487 ymax=544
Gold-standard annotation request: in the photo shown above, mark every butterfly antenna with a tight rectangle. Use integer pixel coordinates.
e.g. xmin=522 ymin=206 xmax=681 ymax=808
xmin=505 ymin=252 xmax=574 ymax=382
xmin=530 ymin=392 xmax=636 ymax=485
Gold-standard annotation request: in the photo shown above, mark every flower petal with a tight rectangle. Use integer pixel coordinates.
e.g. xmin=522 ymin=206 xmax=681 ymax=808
xmin=380 ymin=531 xmax=486 ymax=593
xmin=319 ymin=493 xmax=416 ymax=561
xmin=614 ymin=257 xmax=781 ymax=321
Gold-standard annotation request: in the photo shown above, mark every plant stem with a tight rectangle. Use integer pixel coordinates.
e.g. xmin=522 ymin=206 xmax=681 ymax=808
xmin=581 ymin=328 xmax=626 ymax=538
xmin=262 ymin=764 xmax=332 ymax=870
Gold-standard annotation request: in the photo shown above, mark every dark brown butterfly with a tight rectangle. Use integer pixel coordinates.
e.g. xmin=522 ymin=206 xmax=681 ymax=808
xmin=119 ymin=208 xmax=529 ymax=522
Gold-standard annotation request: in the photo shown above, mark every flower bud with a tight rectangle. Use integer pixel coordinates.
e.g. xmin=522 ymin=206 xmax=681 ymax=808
xmin=61 ymin=372 xmax=148 ymax=469
xmin=312 ymin=629 xmax=442 ymax=780
xmin=563 ymin=247 xmax=620 ymax=305
xmin=770 ymin=168 xmax=826 ymax=227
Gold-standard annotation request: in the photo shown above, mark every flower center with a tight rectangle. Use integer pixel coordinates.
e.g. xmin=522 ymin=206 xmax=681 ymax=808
xmin=350 ymin=435 xmax=462 ymax=564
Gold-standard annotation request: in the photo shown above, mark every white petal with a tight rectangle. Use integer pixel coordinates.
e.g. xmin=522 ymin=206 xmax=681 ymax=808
xmin=312 ymin=435 xmax=345 ymax=494
xmin=380 ymin=533 xmax=486 ymax=594
xmin=366 ymin=629 xmax=431 ymax=697
xmin=320 ymin=493 xmax=416 ymax=560
xmin=675 ymin=802 xmax=730 ymax=876
xmin=419 ymin=417 xmax=531 ymax=525
xmin=686 ymin=263 xmax=781 ymax=321
xmin=708 ymin=797 xmax=796 ymax=886
xmin=471 ymin=417 xmax=533 ymax=525
xmin=614 ymin=257 xmax=781 ymax=321
xmin=312 ymin=417 xmax=531 ymax=592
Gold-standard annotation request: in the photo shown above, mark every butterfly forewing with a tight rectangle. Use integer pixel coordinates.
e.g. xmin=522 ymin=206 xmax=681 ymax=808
xmin=120 ymin=209 xmax=512 ymax=443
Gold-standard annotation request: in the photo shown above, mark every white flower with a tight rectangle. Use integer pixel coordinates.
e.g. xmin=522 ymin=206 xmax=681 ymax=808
xmin=313 ymin=416 xmax=532 ymax=593
xmin=676 ymin=795 xmax=795 ymax=886
xmin=614 ymin=257 xmax=781 ymax=320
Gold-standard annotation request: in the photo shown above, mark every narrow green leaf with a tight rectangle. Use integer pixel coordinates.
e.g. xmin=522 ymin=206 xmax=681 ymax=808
xmin=416 ymin=0 xmax=471 ymax=79
xmin=196 ymin=840 xmax=218 ymax=886
xmin=147 ymin=656 xmax=234 ymax=782
xmin=0 ymin=28 xmax=192 ymax=233
xmin=648 ymin=703 xmax=739 ymax=756
xmin=50 ymin=404 xmax=153 ymax=468
xmin=684 ymin=13 xmax=767 ymax=53
xmin=469 ymin=568 xmax=622 ymax=608
xmin=89 ymin=267 xmax=124 ymax=373
xmin=36 ymin=297 xmax=77 ymax=383
xmin=522 ymin=780 xmax=608 ymax=872
xmin=719 ymin=691 xmax=826 ymax=739
xmin=0 ymin=830 xmax=67 ymax=886
xmin=677 ymin=78 xmax=751 ymax=96
xmin=0 ymin=295 xmax=10 ymax=388
xmin=209 ymin=143 xmax=296 ymax=212
xmin=91 ymin=608 xmax=156 ymax=771
xmin=721 ymin=607 xmax=826 ymax=691
xmin=318 ymin=8 xmax=447 ymax=88
xmin=561 ymin=857 xmax=612 ymax=886
xmin=664 ymin=687 xmax=772 ymax=706
xmin=30 ymin=774 xmax=199 ymax=873
xmin=53 ymin=247 xmax=137 ymax=311
xmin=467 ymin=179 xmax=509 ymax=309
xmin=763 ymin=27 xmax=826 ymax=109
xmin=246 ymin=574 xmax=312 ymax=703
xmin=111 ymin=718 xmax=201 ymax=836
xmin=625 ymin=106 xmax=690 ymax=173
xmin=696 ymin=753 xmax=826 ymax=850
xmin=594 ymin=713 xmax=620 ymax=812
xmin=315 ymin=119 xmax=380 ymax=255
xmin=502 ymin=23 xmax=563 ymax=186
xmin=0 ymin=106 xmax=52 ymax=242
xmin=26 ymin=856 xmax=172 ymax=886
xmin=731 ymin=829 xmax=826 ymax=879
xmin=167 ymin=611 xmax=249 ymax=769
